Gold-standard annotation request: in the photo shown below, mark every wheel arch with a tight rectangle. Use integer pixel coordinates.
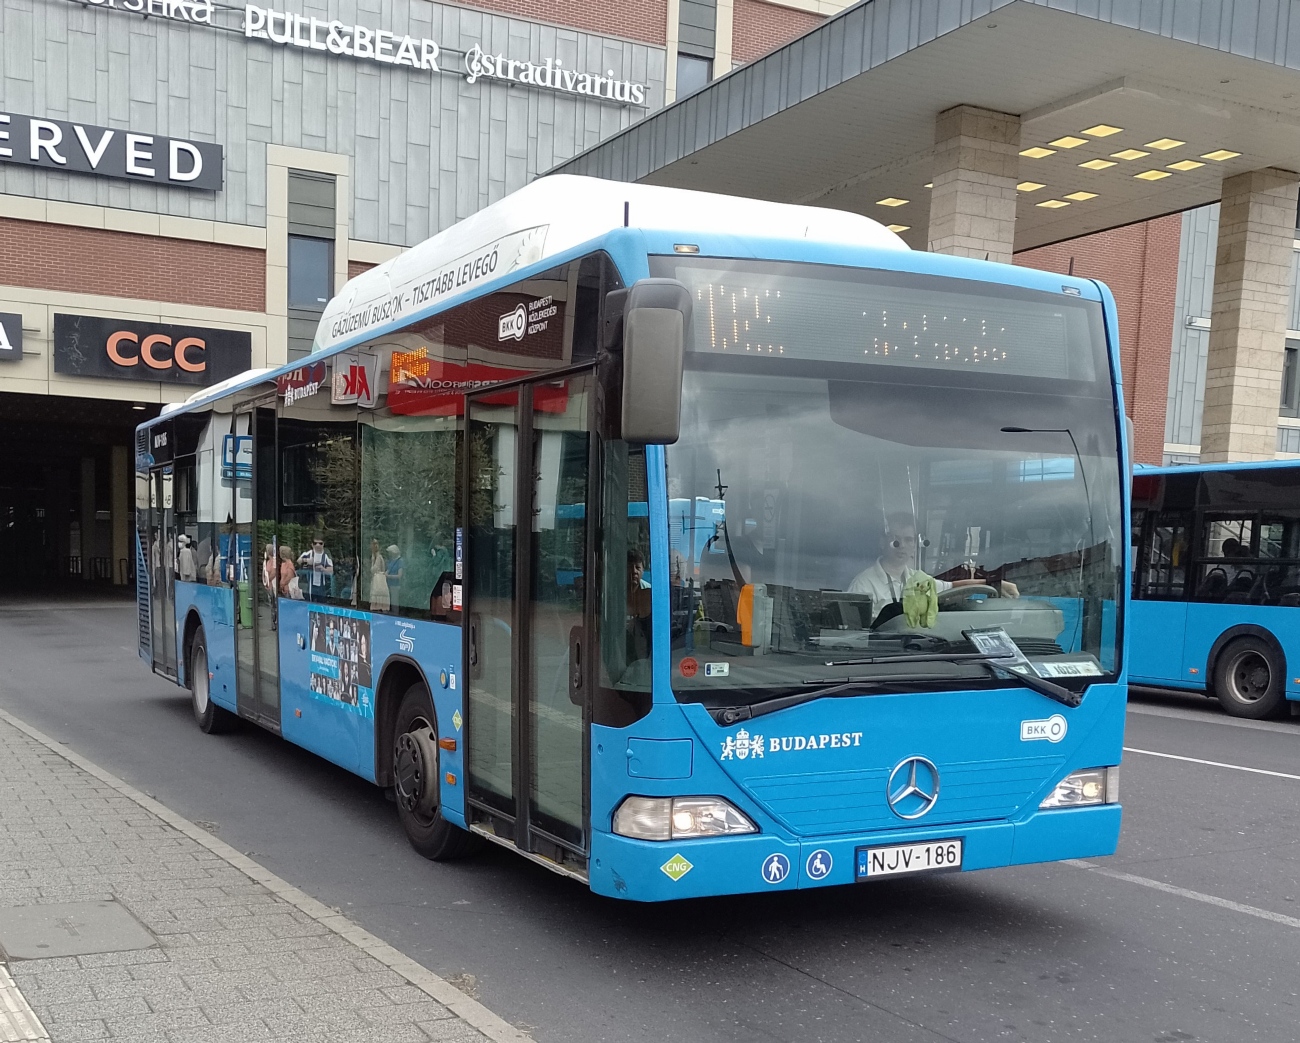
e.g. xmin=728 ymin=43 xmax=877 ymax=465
xmin=1207 ymin=624 xmax=1286 ymax=692
xmin=180 ymin=607 xmax=205 ymax=688
xmin=373 ymin=655 xmax=434 ymax=788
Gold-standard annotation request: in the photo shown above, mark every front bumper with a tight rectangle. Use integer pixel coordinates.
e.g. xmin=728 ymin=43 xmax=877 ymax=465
xmin=588 ymin=804 xmax=1121 ymax=901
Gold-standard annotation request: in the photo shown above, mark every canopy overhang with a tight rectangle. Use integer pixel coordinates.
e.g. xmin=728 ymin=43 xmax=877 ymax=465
xmin=553 ymin=0 xmax=1300 ymax=251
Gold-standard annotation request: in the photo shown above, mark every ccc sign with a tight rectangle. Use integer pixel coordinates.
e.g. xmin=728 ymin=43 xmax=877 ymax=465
xmin=107 ymin=331 xmax=207 ymax=373
xmin=53 ymin=314 xmax=252 ymax=386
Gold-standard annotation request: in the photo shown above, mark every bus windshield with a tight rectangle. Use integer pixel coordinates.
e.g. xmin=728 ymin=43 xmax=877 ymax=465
xmin=650 ymin=257 xmax=1125 ymax=705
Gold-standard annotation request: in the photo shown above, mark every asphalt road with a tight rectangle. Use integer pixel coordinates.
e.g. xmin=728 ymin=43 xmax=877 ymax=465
xmin=2 ymin=599 xmax=1299 ymax=1043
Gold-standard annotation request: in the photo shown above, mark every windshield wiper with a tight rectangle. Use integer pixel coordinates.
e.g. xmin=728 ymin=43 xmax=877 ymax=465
xmin=825 ymin=652 xmax=1080 ymax=707
xmin=711 ymin=653 xmax=1079 ymax=722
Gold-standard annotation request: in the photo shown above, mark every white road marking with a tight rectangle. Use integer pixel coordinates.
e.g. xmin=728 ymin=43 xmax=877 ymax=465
xmin=0 ymin=965 xmax=50 ymax=1042
xmin=1123 ymin=746 xmax=1300 ymax=782
xmin=1127 ymin=700 xmax=1300 ymax=735
xmin=1065 ymin=859 xmax=1300 ymax=931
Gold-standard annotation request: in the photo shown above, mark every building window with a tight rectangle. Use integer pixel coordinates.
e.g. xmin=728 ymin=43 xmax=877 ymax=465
xmin=288 ymin=236 xmax=334 ymax=309
xmin=676 ymin=54 xmax=712 ymax=98
xmin=287 ymin=170 xmax=337 ymax=361
xmin=1282 ymin=340 xmax=1300 ymax=418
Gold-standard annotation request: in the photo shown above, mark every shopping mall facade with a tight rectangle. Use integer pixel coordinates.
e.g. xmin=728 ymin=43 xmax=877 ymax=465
xmin=1 ymin=0 xmax=1297 ymax=589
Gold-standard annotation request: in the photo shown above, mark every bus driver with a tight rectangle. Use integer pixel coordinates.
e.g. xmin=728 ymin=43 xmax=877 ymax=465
xmin=848 ymin=513 xmax=1018 ymax=619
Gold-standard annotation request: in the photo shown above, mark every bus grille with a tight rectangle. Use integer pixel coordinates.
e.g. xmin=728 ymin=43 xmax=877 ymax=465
xmin=742 ymin=754 xmax=1064 ymax=836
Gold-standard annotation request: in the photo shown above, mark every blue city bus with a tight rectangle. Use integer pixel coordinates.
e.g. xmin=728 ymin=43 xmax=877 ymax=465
xmin=135 ymin=175 xmax=1129 ymax=901
xmin=1131 ymin=459 xmax=1300 ymax=718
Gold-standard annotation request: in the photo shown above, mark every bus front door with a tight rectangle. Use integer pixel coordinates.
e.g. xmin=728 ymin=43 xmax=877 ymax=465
xmin=150 ymin=467 xmax=178 ymax=679
xmin=465 ymin=372 xmax=594 ymax=867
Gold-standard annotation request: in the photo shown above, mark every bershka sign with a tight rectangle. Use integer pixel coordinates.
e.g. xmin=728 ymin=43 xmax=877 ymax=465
xmin=53 ymin=315 xmax=252 ymax=385
xmin=82 ymin=0 xmax=648 ymax=105
xmin=0 ymin=112 xmax=222 ymax=191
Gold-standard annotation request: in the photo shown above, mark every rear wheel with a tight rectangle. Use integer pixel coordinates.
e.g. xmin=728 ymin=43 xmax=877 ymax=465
xmin=1213 ymin=636 xmax=1285 ymax=719
xmin=393 ymin=682 xmax=479 ymax=861
xmin=190 ymin=628 xmax=234 ymax=734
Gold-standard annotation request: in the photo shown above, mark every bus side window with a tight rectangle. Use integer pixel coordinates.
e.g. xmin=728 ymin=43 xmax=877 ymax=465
xmin=1196 ymin=516 xmax=1253 ymax=602
xmin=1141 ymin=513 xmax=1190 ymax=600
xmin=595 ymin=441 xmax=653 ymax=727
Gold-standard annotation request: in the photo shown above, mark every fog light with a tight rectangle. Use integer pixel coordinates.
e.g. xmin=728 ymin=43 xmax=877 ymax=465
xmin=613 ymin=795 xmax=757 ymax=840
xmin=1040 ymin=766 xmax=1119 ymax=809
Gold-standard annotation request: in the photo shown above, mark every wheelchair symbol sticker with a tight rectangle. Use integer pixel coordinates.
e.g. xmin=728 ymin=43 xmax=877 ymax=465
xmin=761 ymin=853 xmax=790 ymax=884
xmin=806 ymin=849 xmax=833 ymax=881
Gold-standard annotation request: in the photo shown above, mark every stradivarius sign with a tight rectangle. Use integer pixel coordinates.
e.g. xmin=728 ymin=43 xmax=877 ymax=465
xmin=79 ymin=0 xmax=650 ymax=106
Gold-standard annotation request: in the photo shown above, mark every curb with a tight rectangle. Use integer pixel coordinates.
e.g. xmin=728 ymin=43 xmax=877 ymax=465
xmin=0 ymin=706 xmax=533 ymax=1043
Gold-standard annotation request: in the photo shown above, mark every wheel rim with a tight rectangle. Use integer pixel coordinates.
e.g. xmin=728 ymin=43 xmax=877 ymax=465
xmin=193 ymin=648 xmax=209 ymax=713
xmin=1227 ymin=650 xmax=1271 ymax=703
xmin=394 ymin=716 xmax=440 ymax=823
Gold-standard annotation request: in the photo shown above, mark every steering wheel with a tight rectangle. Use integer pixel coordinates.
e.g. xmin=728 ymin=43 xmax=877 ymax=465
xmin=938 ymin=583 xmax=999 ymax=607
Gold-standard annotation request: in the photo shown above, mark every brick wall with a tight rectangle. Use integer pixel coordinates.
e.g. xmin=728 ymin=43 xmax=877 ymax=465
xmin=732 ymin=0 xmax=824 ymax=65
xmin=348 ymin=260 xmax=375 ymax=281
xmin=1015 ymin=214 xmax=1182 ymax=465
xmin=461 ymin=0 xmax=667 ymax=45
xmin=0 ymin=219 xmax=266 ymax=312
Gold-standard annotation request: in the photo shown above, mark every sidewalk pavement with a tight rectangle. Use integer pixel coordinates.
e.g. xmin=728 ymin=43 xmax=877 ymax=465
xmin=0 ymin=707 xmax=531 ymax=1043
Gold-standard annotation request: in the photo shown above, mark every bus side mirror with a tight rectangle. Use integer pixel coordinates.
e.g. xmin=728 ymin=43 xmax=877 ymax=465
xmin=620 ymin=278 xmax=691 ymax=445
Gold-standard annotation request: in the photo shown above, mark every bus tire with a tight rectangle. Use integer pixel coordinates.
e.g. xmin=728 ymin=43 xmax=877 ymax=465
xmin=190 ymin=628 xmax=234 ymax=734
xmin=393 ymin=682 xmax=479 ymax=861
xmin=1212 ymin=636 xmax=1285 ymax=719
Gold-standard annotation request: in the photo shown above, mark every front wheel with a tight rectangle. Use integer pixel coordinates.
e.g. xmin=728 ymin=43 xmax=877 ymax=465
xmin=190 ymin=628 xmax=234 ymax=734
xmin=1213 ymin=636 xmax=1285 ymax=719
xmin=392 ymin=682 xmax=480 ymax=861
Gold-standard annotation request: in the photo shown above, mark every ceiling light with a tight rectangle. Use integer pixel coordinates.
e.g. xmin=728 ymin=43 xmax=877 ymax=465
xmin=1111 ymin=149 xmax=1149 ymax=161
xmin=1079 ymin=159 xmax=1116 ymax=171
xmin=1049 ymin=136 xmax=1089 ymax=149
xmin=131 ymin=403 xmax=147 ymax=411
xmin=1036 ymin=199 xmax=1071 ymax=209
xmin=1168 ymin=160 xmax=1205 ymax=171
xmin=1020 ymin=146 xmax=1056 ymax=159
xmin=1202 ymin=149 xmax=1241 ymax=161
xmin=1064 ymin=191 xmax=1098 ymax=201
xmin=924 ymin=182 xmax=933 ymax=188
xmin=876 ymin=197 xmax=908 ymax=207
xmin=887 ymin=224 xmax=910 ymax=233
xmin=1017 ymin=181 xmax=1046 ymax=192
xmin=1082 ymin=124 xmax=1123 ymax=137
xmin=1135 ymin=169 xmax=1173 ymax=181
xmin=1144 ymin=138 xmax=1185 ymax=150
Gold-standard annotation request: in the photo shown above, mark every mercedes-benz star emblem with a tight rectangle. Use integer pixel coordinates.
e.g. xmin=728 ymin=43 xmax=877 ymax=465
xmin=886 ymin=756 xmax=940 ymax=819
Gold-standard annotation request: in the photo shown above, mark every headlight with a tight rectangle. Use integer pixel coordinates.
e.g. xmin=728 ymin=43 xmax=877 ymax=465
xmin=1039 ymin=766 xmax=1120 ymax=809
xmin=612 ymin=796 xmax=757 ymax=840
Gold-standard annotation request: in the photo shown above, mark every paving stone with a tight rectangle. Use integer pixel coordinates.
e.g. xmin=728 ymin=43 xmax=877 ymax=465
xmin=0 ymin=714 xmax=494 ymax=1043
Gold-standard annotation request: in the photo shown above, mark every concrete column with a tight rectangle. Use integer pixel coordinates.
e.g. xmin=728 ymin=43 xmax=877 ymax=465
xmin=80 ymin=456 xmax=95 ymax=582
xmin=1201 ymin=168 xmax=1300 ymax=462
xmin=111 ymin=446 xmax=129 ymax=586
xmin=927 ymin=106 xmax=1020 ymax=264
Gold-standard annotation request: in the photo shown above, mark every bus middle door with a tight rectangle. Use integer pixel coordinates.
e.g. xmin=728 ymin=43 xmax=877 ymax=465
xmin=464 ymin=370 xmax=594 ymax=873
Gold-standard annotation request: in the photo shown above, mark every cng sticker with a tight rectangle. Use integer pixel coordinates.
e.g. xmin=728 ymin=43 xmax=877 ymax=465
xmin=452 ymin=709 xmax=463 ymax=732
xmin=660 ymin=854 xmax=694 ymax=881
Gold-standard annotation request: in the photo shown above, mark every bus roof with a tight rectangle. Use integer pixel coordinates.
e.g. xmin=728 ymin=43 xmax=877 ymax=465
xmin=1135 ymin=458 xmax=1300 ymax=476
xmin=311 ymin=174 xmax=907 ymax=355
